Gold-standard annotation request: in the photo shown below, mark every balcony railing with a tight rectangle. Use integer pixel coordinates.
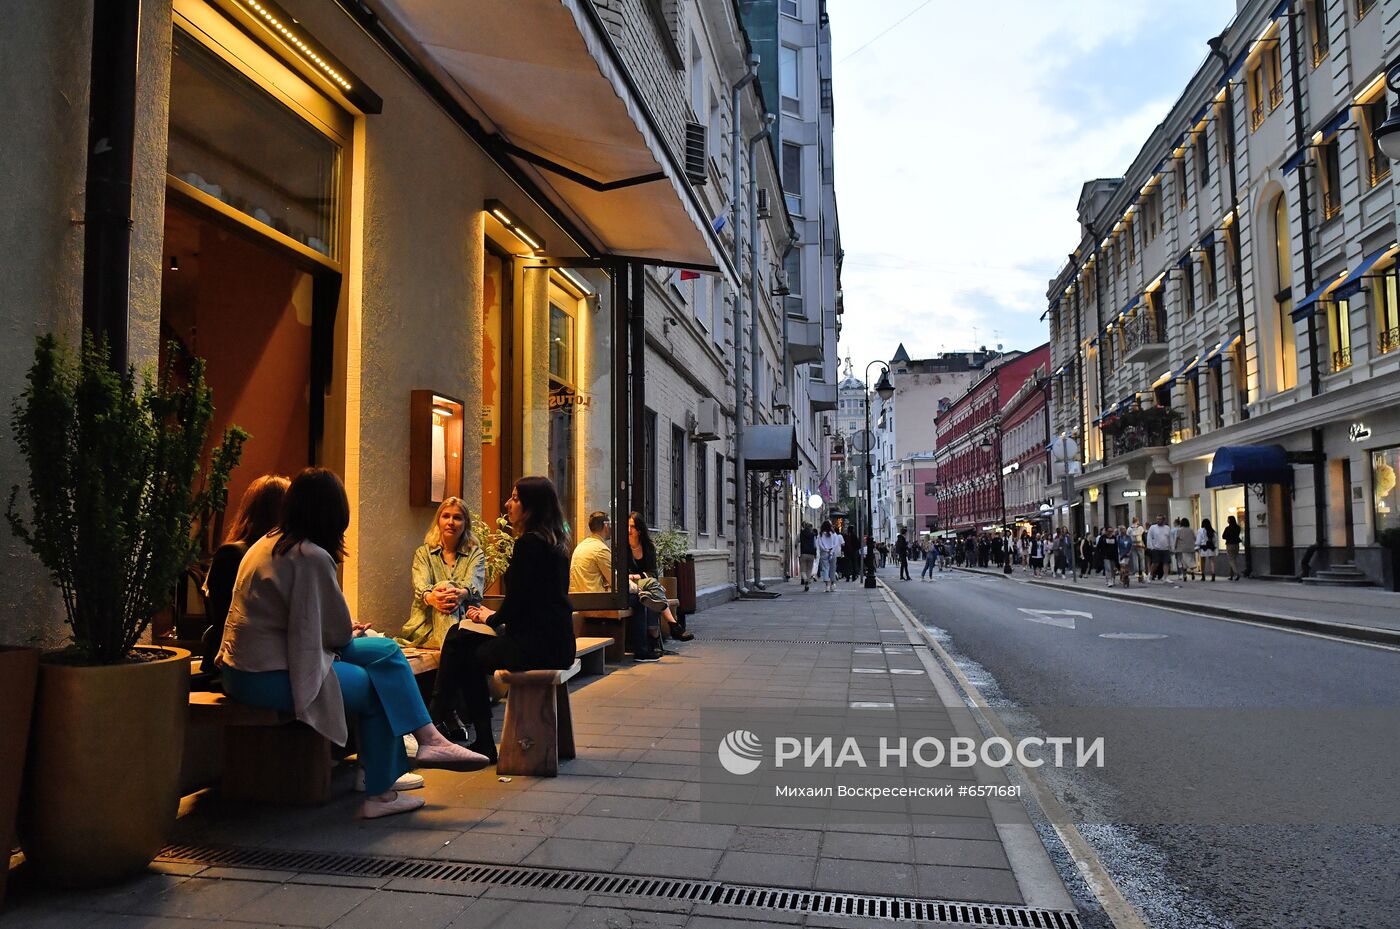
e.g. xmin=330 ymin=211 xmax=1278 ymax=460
xmin=1122 ymin=311 xmax=1168 ymax=363
xmin=1103 ymin=407 xmax=1177 ymax=458
xmin=1331 ymin=347 xmax=1352 ymax=372
xmin=1251 ymin=101 xmax=1266 ymax=130
xmin=1312 ymin=40 xmax=1329 ymax=67
xmin=1380 ymin=326 xmax=1400 ymax=356
xmin=1322 ymin=193 xmax=1341 ymax=221
xmin=1269 ymin=82 xmax=1284 ymax=111
xmin=1369 ymin=157 xmax=1392 ymax=188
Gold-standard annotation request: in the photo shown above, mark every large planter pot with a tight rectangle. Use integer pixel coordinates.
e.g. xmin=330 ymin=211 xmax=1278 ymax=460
xmin=671 ymin=556 xmax=697 ymax=614
xmin=0 ymin=647 xmax=40 ymax=906
xmin=20 ymin=646 xmax=190 ymax=888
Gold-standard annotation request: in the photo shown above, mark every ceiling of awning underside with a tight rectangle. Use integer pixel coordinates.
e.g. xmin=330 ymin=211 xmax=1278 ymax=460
xmin=373 ymin=0 xmax=719 ymax=269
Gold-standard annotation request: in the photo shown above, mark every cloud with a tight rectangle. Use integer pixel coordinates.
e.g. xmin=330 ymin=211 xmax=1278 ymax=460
xmin=828 ymin=0 xmax=1237 ymax=369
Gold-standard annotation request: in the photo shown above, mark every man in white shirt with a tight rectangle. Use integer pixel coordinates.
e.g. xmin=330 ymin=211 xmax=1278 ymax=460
xmin=570 ymin=511 xmax=612 ymax=593
xmin=1145 ymin=514 xmax=1173 ymax=582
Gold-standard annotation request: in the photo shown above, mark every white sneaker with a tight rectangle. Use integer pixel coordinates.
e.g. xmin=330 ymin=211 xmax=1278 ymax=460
xmin=361 ymin=792 xmax=425 ymax=819
xmin=356 ymin=770 xmax=426 ymax=792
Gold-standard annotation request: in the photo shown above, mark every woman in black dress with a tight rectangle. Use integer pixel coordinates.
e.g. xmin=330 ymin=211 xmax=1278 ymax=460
xmin=200 ymin=474 xmax=290 ymax=670
xmin=442 ymin=476 xmax=575 ymax=763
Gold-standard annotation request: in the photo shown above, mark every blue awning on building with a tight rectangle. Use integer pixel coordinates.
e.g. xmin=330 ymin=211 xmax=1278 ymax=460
xmin=1176 ymin=250 xmax=1193 ymax=268
xmin=1332 ymin=244 xmax=1396 ymax=300
xmin=1173 ymin=354 xmax=1201 ymax=379
xmin=1290 ymin=271 xmax=1348 ymax=321
xmin=1205 ymin=445 xmax=1293 ymax=488
xmin=1204 ymin=334 xmax=1240 ymax=367
xmin=1199 ymin=230 xmax=1215 ymax=250
xmin=1315 ymin=106 xmax=1350 ymax=139
xmin=1121 ymin=295 xmax=1141 ymax=316
xmin=1282 ymin=148 xmax=1308 ymax=174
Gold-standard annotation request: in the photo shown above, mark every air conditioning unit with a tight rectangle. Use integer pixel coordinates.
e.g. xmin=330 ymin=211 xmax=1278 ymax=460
xmin=774 ymin=386 xmax=790 ymax=409
xmin=684 ymin=122 xmax=708 ymax=186
xmin=757 ymin=188 xmax=770 ymax=218
xmin=692 ymin=396 xmax=721 ymax=441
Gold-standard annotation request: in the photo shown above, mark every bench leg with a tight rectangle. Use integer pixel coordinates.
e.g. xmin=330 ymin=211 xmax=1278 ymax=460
xmin=497 ymin=684 xmax=559 ymax=777
xmin=556 ymin=683 xmax=575 ymax=761
xmin=223 ymin=724 xmax=331 ymax=805
xmin=579 ymin=648 xmax=605 ymax=677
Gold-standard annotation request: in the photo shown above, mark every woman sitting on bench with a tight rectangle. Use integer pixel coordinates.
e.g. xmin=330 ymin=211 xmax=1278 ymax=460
xmin=399 ymin=496 xmax=486 ymax=741
xmin=443 ymin=476 xmax=576 ymax=764
xmin=217 ymin=468 xmax=490 ymax=819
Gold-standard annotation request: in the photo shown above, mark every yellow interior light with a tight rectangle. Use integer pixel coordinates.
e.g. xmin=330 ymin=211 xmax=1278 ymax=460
xmin=1355 ymin=72 xmax=1386 ymax=104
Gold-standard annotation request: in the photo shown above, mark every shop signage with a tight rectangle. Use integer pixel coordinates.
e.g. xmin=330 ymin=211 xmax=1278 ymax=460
xmin=1122 ymin=490 xmax=1143 ymax=498
xmin=1349 ymin=422 xmax=1372 ymax=442
xmin=482 ymin=404 xmax=496 ymax=444
xmin=548 ymin=383 xmax=592 ymax=413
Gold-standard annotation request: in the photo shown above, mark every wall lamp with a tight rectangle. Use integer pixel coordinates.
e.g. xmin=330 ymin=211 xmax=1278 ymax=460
xmin=485 ymin=200 xmax=546 ymax=253
xmin=1373 ymin=65 xmax=1400 ymax=162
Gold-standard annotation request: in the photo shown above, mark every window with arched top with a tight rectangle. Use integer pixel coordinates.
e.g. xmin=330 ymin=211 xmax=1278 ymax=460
xmin=1268 ymin=194 xmax=1299 ymax=393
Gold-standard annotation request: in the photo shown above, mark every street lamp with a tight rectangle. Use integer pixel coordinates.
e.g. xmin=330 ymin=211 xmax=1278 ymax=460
xmin=864 ymin=362 xmax=894 ymax=589
xmin=1373 ymin=65 xmax=1400 ymax=162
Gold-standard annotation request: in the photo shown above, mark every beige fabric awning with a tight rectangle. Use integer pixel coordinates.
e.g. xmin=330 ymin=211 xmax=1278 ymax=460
xmin=370 ymin=0 xmax=729 ymax=278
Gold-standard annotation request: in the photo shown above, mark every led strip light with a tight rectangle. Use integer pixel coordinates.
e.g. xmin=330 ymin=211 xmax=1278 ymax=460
xmin=244 ymin=0 xmax=352 ymax=90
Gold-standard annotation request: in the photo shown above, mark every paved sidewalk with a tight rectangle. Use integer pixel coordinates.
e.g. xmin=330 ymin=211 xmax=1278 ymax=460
xmin=955 ymin=564 xmax=1400 ymax=644
xmin=5 ymin=582 xmax=1078 ymax=929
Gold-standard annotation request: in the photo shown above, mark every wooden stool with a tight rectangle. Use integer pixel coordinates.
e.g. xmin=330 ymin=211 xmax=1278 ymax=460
xmin=494 ymin=660 xmax=581 ymax=777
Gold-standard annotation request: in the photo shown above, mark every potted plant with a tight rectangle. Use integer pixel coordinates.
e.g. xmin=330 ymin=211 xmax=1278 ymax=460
xmin=472 ymin=513 xmax=516 ymax=607
xmin=652 ymin=529 xmax=691 ymax=602
xmin=6 ymin=336 xmax=245 ymax=887
xmin=1378 ymin=528 xmax=1400 ymax=592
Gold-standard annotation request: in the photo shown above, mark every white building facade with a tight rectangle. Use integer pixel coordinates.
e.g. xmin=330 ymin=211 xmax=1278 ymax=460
xmin=1048 ymin=0 xmax=1400 ymax=586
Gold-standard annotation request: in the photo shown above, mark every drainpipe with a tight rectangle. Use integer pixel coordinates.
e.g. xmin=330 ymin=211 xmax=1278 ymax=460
xmin=1209 ymin=31 xmax=1254 ymax=575
xmin=731 ymin=57 xmax=758 ymax=595
xmin=82 ymin=0 xmax=143 ymax=366
xmin=748 ymin=122 xmax=772 ymax=589
xmin=1282 ymin=10 xmax=1330 ymax=561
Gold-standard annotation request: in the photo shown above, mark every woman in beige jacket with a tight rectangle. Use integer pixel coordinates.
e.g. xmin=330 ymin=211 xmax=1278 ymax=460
xmin=218 ymin=469 xmax=487 ymax=818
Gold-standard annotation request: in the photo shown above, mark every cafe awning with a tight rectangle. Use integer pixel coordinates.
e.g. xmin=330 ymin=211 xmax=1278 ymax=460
xmin=370 ymin=0 xmax=732 ymax=279
xmin=1205 ymin=445 xmax=1293 ymax=488
xmin=742 ymin=425 xmax=799 ymax=470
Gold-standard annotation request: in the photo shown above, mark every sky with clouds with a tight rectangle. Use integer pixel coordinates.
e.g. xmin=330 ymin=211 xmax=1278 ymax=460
xmin=828 ymin=0 xmax=1239 ymax=375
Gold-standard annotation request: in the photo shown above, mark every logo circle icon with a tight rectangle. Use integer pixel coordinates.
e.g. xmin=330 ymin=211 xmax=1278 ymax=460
xmin=718 ymin=729 xmax=763 ymax=775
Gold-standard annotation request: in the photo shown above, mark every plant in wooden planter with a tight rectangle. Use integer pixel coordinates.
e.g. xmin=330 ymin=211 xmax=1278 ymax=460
xmin=5 ymin=335 xmax=245 ymax=887
xmin=652 ymin=528 xmax=690 ymax=575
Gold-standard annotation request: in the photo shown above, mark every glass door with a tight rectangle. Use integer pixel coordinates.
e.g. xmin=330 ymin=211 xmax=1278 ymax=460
xmin=517 ymin=260 xmax=626 ymax=604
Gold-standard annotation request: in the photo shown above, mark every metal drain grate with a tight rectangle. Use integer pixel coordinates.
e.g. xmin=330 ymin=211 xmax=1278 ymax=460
xmin=158 ymin=844 xmax=1079 ymax=927
xmin=707 ymin=637 xmax=885 ymax=645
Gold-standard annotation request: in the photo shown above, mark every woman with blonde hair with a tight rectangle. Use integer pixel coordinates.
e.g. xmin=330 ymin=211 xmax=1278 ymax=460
xmin=400 ymin=496 xmax=485 ymax=651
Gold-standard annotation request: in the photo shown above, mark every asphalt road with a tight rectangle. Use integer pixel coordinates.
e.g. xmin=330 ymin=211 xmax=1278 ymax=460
xmin=880 ymin=565 xmax=1400 ymax=929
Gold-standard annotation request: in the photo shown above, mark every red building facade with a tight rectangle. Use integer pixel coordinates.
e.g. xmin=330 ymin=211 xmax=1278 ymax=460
xmin=933 ymin=345 xmax=1050 ymax=533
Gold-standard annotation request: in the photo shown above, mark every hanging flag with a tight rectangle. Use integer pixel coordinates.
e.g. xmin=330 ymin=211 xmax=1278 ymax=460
xmin=711 ymin=199 xmax=732 ymax=234
xmin=679 ymin=270 xmax=700 ymax=281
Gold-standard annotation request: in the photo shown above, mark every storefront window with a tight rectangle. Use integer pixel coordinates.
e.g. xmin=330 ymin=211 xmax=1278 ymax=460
xmin=519 ymin=265 xmax=615 ymax=546
xmin=1373 ymin=446 xmax=1400 ymax=533
xmin=168 ymin=29 xmax=342 ymax=258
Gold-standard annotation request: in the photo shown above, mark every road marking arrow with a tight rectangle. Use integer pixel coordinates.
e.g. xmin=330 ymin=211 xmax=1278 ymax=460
xmin=1016 ymin=608 xmax=1092 ymax=630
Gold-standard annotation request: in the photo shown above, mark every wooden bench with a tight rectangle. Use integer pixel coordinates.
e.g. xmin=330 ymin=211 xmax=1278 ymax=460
xmin=573 ymin=610 xmax=630 ymax=662
xmin=494 ymin=660 xmax=580 ymax=777
xmin=188 ymin=691 xmax=332 ymax=805
xmin=574 ymin=637 xmax=612 ymax=676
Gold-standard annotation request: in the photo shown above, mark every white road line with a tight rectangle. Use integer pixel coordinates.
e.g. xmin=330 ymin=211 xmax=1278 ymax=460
xmin=881 ymin=583 xmax=1151 ymax=929
xmin=1011 ymin=583 xmax=1400 ymax=654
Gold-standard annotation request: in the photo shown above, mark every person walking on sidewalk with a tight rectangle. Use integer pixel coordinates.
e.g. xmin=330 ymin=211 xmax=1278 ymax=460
xmin=1221 ymin=515 xmax=1242 ymax=580
xmin=1028 ymin=532 xmax=1045 ymax=577
xmin=798 ymin=522 xmax=817 ymax=592
xmin=816 ymin=520 xmax=842 ymax=592
xmin=1173 ymin=518 xmax=1197 ymax=581
xmin=1128 ymin=517 xmax=1147 ymax=581
xmin=1196 ymin=518 xmax=1218 ymax=581
xmin=1096 ymin=526 xmax=1121 ymax=587
xmin=1115 ymin=526 xmax=1133 ymax=587
xmin=1146 ymin=514 xmax=1172 ymax=582
xmin=895 ymin=529 xmax=911 ymax=581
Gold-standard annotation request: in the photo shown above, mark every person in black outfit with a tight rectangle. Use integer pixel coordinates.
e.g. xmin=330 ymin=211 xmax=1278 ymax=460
xmin=439 ymin=476 xmax=576 ymax=764
xmin=200 ymin=474 xmax=290 ymax=672
xmin=895 ymin=530 xmax=910 ymax=580
xmin=626 ymin=512 xmax=666 ymax=660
